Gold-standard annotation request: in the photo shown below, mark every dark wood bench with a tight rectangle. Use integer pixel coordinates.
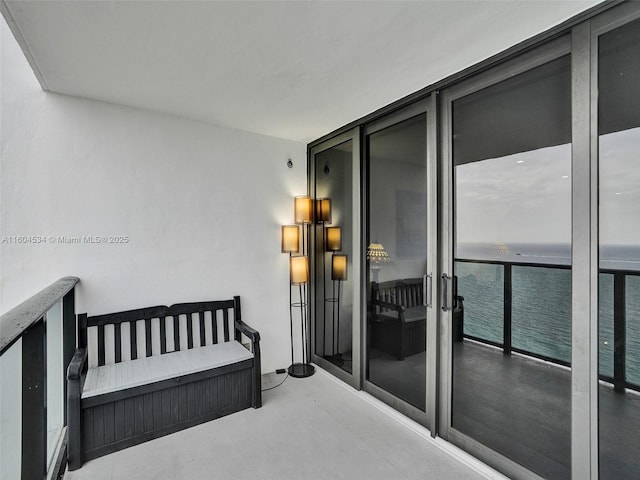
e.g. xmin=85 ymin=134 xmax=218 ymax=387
xmin=67 ymin=296 xmax=261 ymax=470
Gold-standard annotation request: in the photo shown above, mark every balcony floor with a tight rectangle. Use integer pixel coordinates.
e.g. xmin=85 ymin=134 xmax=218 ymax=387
xmin=453 ymin=339 xmax=640 ymax=480
xmin=64 ymin=368 xmax=498 ymax=480
xmin=362 ymin=339 xmax=640 ymax=480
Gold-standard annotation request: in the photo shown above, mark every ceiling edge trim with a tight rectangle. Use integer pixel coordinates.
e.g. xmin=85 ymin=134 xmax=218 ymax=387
xmin=1 ymin=0 xmax=49 ymax=91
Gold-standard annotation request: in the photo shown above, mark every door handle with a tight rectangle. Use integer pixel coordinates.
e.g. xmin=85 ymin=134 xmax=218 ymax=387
xmin=423 ymin=274 xmax=433 ymax=308
xmin=441 ymin=273 xmax=454 ymax=311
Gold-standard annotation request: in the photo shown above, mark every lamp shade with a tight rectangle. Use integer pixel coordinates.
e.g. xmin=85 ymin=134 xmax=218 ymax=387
xmin=294 ymin=196 xmax=313 ymax=224
xmin=290 ymin=256 xmax=309 ymax=285
xmin=315 ymin=198 xmax=332 ymax=224
xmin=325 ymin=226 xmax=342 ymax=252
xmin=331 ymin=254 xmax=348 ymax=281
xmin=367 ymin=242 xmax=390 ymax=263
xmin=281 ymin=225 xmax=299 ymax=253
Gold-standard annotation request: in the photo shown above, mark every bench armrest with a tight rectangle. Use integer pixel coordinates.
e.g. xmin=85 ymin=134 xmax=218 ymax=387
xmin=67 ymin=347 xmax=87 ymax=470
xmin=234 ymin=319 xmax=262 ymax=408
xmin=67 ymin=347 xmax=87 ymax=381
xmin=235 ymin=319 xmax=260 ymax=342
xmin=370 ymin=299 xmax=405 ymax=312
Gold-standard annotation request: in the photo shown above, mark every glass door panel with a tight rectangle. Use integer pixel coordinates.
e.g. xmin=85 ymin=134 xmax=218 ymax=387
xmin=597 ymin=17 xmax=640 ymax=480
xmin=365 ymin=99 xmax=436 ymax=426
xmin=310 ymin=128 xmax=361 ymax=388
xmin=449 ymin=53 xmax=573 ymax=479
xmin=314 ymin=140 xmax=354 ymax=374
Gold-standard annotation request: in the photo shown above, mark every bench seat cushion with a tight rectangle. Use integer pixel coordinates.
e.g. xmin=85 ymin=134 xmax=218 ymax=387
xmin=82 ymin=341 xmax=253 ymax=399
xmin=378 ymin=306 xmax=426 ymax=324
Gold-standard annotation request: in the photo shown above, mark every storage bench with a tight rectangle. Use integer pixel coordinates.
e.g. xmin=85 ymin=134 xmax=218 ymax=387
xmin=67 ymin=296 xmax=261 ymax=470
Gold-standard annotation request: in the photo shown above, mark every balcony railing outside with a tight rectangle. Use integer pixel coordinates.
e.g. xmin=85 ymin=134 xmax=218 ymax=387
xmin=0 ymin=277 xmax=79 ymax=480
xmin=456 ymin=259 xmax=640 ymax=392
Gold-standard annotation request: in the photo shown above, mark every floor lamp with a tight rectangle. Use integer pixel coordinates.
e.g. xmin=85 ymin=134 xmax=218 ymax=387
xmin=288 ymin=255 xmax=314 ymax=377
xmin=282 ymin=225 xmax=299 ymax=375
xmin=282 ymin=195 xmax=314 ymax=378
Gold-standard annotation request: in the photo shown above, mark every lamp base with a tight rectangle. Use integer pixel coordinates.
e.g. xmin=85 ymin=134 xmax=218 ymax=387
xmin=288 ymin=363 xmax=315 ymax=378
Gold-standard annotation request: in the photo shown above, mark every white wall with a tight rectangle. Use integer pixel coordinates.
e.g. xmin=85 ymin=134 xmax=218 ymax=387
xmin=0 ymin=18 xmax=306 ymax=375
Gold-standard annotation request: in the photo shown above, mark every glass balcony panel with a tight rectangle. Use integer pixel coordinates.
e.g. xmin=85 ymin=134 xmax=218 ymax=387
xmin=626 ymin=276 xmax=640 ymax=386
xmin=46 ymin=300 xmax=64 ymax=466
xmin=512 ymin=266 xmax=571 ymax=363
xmin=455 ymin=261 xmax=503 ymax=345
xmin=0 ymin=340 xmax=22 ymax=479
xmin=599 ymin=273 xmax=614 ymax=378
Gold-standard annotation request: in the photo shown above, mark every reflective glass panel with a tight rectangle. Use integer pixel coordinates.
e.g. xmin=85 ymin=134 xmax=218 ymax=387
xmin=314 ymin=140 xmax=354 ymax=374
xmin=598 ymin=18 xmax=640 ymax=480
xmin=367 ymin=114 xmax=428 ymax=410
xmin=452 ymin=55 xmax=572 ymax=479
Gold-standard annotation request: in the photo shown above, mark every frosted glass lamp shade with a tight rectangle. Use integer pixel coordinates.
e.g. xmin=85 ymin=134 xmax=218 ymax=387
xmin=281 ymin=225 xmax=299 ymax=253
xmin=325 ymin=226 xmax=342 ymax=252
xmin=290 ymin=256 xmax=309 ymax=285
xmin=367 ymin=242 xmax=390 ymax=263
xmin=331 ymin=254 xmax=348 ymax=281
xmin=315 ymin=198 xmax=332 ymax=224
xmin=294 ymin=196 xmax=313 ymax=224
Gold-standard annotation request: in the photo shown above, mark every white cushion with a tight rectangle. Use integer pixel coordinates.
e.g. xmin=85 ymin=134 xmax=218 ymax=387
xmin=82 ymin=341 xmax=253 ymax=399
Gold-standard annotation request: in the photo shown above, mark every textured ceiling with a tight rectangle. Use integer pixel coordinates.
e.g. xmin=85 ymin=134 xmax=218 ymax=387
xmin=2 ymin=0 xmax=601 ymax=143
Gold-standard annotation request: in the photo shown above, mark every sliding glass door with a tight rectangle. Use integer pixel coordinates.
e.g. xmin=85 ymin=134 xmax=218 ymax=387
xmin=310 ymin=128 xmax=362 ymax=388
xmin=363 ymin=98 xmax=438 ymax=428
xmin=596 ymin=13 xmax=640 ymax=480
xmin=441 ymin=37 xmax=574 ymax=479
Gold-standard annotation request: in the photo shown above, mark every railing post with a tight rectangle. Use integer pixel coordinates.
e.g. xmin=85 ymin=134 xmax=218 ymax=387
xmin=63 ymin=288 xmax=76 ymax=424
xmin=613 ymin=272 xmax=626 ymax=392
xmin=21 ymin=319 xmax=47 ymax=480
xmin=503 ymin=263 xmax=512 ymax=355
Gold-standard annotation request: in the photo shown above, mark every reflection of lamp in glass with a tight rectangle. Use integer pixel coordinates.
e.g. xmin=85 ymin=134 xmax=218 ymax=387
xmin=329 ymin=254 xmax=347 ymax=366
xmin=316 ymin=198 xmax=332 ymax=224
xmin=367 ymin=242 xmax=390 ymax=283
xmin=325 ymin=226 xmax=342 ymax=252
xmin=324 ymin=225 xmax=342 ymax=362
xmin=288 ymin=256 xmax=314 ymax=377
xmin=281 ymin=225 xmax=299 ymax=253
xmin=315 ymin=198 xmax=332 ymax=357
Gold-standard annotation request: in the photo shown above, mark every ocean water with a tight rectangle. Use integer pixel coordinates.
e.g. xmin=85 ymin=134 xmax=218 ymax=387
xmin=455 ymin=243 xmax=640 ymax=385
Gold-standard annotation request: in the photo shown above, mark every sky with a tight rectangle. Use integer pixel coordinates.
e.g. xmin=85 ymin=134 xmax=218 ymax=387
xmin=455 ymin=127 xmax=639 ymax=247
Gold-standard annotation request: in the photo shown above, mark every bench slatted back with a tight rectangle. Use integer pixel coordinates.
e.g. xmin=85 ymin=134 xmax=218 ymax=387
xmin=372 ymin=278 xmax=424 ymax=313
xmin=80 ymin=298 xmax=241 ymax=367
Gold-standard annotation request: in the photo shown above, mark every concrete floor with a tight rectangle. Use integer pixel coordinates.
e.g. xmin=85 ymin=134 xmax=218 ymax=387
xmin=64 ymin=368 xmax=503 ymax=480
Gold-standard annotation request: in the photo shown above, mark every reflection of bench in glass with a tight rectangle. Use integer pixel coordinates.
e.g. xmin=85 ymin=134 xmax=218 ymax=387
xmin=370 ymin=279 xmax=465 ymax=360
xmin=370 ymin=279 xmax=426 ymax=360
